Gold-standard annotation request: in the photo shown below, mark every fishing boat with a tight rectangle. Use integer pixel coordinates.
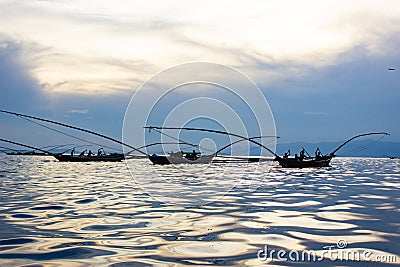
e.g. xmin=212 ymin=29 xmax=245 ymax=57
xmin=148 ymin=151 xmax=215 ymax=165
xmin=144 ymin=126 xmax=278 ymax=165
xmin=274 ymin=154 xmax=333 ymax=168
xmin=54 ymin=153 xmax=125 ymax=162
xmin=144 ymin=127 xmax=278 ymax=165
xmin=145 ymin=127 xmax=389 ymax=168
xmin=274 ymin=132 xmax=389 ymax=168
xmin=0 ymin=138 xmax=126 ymax=162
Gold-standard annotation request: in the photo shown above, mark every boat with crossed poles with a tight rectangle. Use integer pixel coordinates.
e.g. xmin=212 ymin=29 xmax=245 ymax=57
xmin=144 ymin=127 xmax=389 ymax=168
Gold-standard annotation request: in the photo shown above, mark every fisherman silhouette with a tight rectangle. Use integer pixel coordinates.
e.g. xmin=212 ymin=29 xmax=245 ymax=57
xmin=79 ymin=149 xmax=87 ymax=157
xmin=283 ymin=149 xmax=290 ymax=158
xmin=299 ymin=148 xmax=305 ymax=160
xmin=71 ymin=148 xmax=75 ymax=156
xmin=88 ymin=150 xmax=93 ymax=156
xmin=315 ymin=148 xmax=322 ymax=159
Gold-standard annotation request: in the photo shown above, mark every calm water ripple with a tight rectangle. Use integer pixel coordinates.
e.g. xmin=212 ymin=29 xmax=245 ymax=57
xmin=0 ymin=155 xmax=399 ymax=266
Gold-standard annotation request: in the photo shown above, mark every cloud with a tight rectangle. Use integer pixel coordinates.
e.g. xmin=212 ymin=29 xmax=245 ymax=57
xmin=0 ymin=37 xmax=48 ymax=112
xmin=1 ymin=0 xmax=400 ymax=96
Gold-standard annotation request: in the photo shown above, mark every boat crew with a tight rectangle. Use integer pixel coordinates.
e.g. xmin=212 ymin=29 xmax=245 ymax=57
xmin=71 ymin=148 xmax=75 ymax=156
xmin=97 ymin=148 xmax=104 ymax=157
xmin=87 ymin=150 xmax=93 ymax=156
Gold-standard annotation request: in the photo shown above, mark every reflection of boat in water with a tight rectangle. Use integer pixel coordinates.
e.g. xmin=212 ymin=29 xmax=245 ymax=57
xmin=148 ymin=151 xmax=215 ymax=165
xmin=54 ymin=154 xmax=125 ymax=162
xmin=274 ymin=132 xmax=389 ymax=168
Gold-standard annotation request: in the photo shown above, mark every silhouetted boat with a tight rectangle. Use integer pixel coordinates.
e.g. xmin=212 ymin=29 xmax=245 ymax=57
xmin=274 ymin=132 xmax=389 ymax=168
xmin=148 ymin=151 xmax=215 ymax=165
xmin=144 ymin=127 xmax=277 ymax=165
xmin=0 ymin=138 xmax=126 ymax=162
xmin=54 ymin=154 xmax=125 ymax=162
xmin=274 ymin=154 xmax=333 ymax=168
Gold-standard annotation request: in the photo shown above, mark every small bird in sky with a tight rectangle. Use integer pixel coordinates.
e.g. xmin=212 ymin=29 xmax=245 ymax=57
xmin=388 ymin=67 xmax=395 ymax=71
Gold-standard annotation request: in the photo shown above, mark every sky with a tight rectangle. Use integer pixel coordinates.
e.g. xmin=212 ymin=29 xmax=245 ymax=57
xmin=0 ymin=0 xmax=399 ymax=151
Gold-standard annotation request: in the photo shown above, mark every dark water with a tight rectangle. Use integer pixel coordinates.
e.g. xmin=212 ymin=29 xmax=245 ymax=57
xmin=0 ymin=155 xmax=399 ymax=266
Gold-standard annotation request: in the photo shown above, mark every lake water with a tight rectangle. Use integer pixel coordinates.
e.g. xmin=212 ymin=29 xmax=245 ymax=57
xmin=0 ymin=155 xmax=399 ymax=266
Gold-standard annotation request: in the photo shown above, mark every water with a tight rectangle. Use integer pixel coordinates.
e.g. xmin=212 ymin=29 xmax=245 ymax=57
xmin=0 ymin=155 xmax=399 ymax=266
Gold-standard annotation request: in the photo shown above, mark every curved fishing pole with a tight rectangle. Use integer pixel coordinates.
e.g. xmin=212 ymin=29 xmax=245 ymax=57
xmin=144 ymin=126 xmax=278 ymax=157
xmin=41 ymin=143 xmax=76 ymax=152
xmin=0 ymin=109 xmax=147 ymax=156
xmin=19 ymin=116 xmax=123 ymax=153
xmin=150 ymin=128 xmax=199 ymax=148
xmin=0 ymin=138 xmax=55 ymax=155
xmin=330 ymin=132 xmax=390 ymax=155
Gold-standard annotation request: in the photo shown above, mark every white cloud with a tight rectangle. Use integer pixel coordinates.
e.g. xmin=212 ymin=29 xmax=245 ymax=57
xmin=0 ymin=0 xmax=399 ymax=95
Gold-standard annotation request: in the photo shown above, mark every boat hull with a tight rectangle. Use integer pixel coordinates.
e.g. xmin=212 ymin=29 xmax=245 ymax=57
xmin=148 ymin=154 xmax=215 ymax=165
xmin=274 ymin=156 xmax=333 ymax=168
xmin=54 ymin=154 xmax=125 ymax=162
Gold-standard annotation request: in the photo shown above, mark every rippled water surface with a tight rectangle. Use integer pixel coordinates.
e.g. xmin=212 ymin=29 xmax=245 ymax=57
xmin=0 ymin=155 xmax=399 ymax=266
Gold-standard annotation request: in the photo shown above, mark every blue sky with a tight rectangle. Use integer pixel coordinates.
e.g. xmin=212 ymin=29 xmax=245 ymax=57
xmin=0 ymin=0 xmax=399 ymax=150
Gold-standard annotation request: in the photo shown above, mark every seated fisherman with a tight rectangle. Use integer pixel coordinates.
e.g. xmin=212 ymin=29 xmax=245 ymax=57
xmin=299 ymin=148 xmax=305 ymax=160
xmin=283 ymin=149 xmax=290 ymax=158
xmin=79 ymin=149 xmax=87 ymax=157
xmin=315 ymin=148 xmax=322 ymax=159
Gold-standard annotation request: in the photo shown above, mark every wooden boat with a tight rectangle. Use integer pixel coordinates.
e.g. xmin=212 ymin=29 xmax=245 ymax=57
xmin=274 ymin=154 xmax=333 ymax=168
xmin=274 ymin=132 xmax=389 ymax=168
xmin=148 ymin=151 xmax=215 ymax=165
xmin=0 ymin=138 xmax=126 ymax=162
xmin=54 ymin=153 xmax=125 ymax=162
xmin=145 ymin=126 xmax=278 ymax=165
